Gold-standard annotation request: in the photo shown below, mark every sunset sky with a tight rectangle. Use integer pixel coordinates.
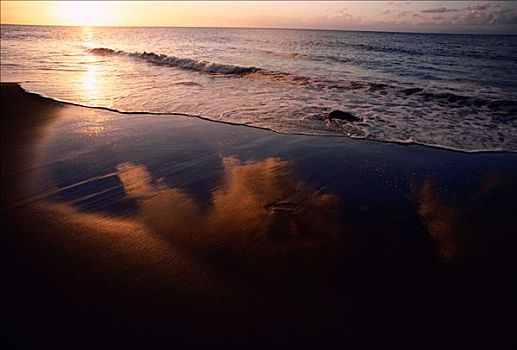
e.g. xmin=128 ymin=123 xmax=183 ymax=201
xmin=1 ymin=1 xmax=516 ymax=33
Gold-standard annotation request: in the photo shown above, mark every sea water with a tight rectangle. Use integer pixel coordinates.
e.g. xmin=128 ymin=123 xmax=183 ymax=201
xmin=1 ymin=25 xmax=516 ymax=152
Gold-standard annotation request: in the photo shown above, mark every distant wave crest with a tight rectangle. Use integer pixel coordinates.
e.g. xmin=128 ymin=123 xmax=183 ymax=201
xmin=259 ymin=50 xmax=308 ymax=59
xmin=87 ymin=47 xmax=261 ymax=75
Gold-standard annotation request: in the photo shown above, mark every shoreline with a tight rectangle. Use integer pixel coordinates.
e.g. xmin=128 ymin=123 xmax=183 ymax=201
xmin=7 ymin=81 xmax=513 ymax=155
xmin=2 ymin=82 xmax=516 ymax=348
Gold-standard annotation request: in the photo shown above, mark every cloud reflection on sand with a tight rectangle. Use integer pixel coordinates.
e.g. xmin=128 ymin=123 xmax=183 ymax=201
xmin=47 ymin=156 xmax=516 ymax=274
xmin=410 ymin=178 xmax=461 ymax=262
xmin=116 ymin=156 xmax=345 ymax=278
xmin=410 ymin=171 xmax=517 ymax=264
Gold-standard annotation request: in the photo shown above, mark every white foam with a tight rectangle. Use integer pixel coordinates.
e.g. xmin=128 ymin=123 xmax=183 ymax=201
xmin=88 ymin=47 xmax=260 ymax=75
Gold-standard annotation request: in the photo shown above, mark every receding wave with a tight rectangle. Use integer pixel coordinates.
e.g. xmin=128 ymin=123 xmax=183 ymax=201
xmin=417 ymin=91 xmax=517 ymax=113
xmin=16 ymin=83 xmax=516 ymax=154
xmin=87 ymin=47 xmax=261 ymax=75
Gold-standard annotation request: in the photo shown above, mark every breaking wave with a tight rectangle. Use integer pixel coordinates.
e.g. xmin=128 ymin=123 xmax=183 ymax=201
xmin=87 ymin=47 xmax=261 ymax=75
xmin=85 ymin=48 xmax=516 ymax=115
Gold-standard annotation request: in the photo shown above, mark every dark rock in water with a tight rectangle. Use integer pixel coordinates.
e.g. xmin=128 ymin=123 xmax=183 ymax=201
xmin=445 ymin=93 xmax=468 ymax=103
xmin=368 ymin=83 xmax=387 ymax=92
xmin=327 ymin=110 xmax=360 ymax=122
xmin=402 ymin=88 xmax=423 ymax=96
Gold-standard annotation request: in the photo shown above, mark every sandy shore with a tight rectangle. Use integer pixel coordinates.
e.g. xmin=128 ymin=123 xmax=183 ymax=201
xmin=2 ymin=82 xmax=516 ymax=348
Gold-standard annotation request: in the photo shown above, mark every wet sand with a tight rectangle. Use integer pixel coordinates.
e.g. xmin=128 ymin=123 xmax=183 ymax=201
xmin=2 ymin=82 xmax=517 ymax=349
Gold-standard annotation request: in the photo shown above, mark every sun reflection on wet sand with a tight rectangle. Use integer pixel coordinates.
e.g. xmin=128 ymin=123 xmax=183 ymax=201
xmin=81 ymin=60 xmax=100 ymax=99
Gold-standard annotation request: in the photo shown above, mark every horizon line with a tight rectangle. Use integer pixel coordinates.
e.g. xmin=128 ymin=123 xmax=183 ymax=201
xmin=1 ymin=22 xmax=516 ymax=36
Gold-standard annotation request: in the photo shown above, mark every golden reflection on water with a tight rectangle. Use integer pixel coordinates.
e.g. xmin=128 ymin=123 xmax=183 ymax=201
xmin=81 ymin=26 xmax=95 ymax=46
xmin=81 ymin=59 xmax=100 ymax=100
xmin=78 ymin=26 xmax=111 ymax=105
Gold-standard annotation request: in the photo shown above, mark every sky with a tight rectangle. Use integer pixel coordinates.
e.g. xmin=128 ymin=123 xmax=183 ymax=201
xmin=1 ymin=1 xmax=516 ymax=34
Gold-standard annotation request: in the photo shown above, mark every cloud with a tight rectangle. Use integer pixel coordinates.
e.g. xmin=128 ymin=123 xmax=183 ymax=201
xmin=334 ymin=7 xmax=353 ymax=20
xmin=459 ymin=4 xmax=516 ymax=26
xmin=385 ymin=1 xmax=411 ymax=7
xmin=217 ymin=1 xmax=516 ymax=33
xmin=311 ymin=2 xmax=516 ymax=32
xmin=493 ymin=5 xmax=514 ymax=15
xmin=417 ymin=3 xmax=517 ymax=28
xmin=396 ymin=11 xmax=413 ymax=18
xmin=421 ymin=3 xmax=490 ymax=14
xmin=474 ymin=3 xmax=490 ymax=11
xmin=421 ymin=7 xmax=460 ymax=14
xmin=430 ymin=15 xmax=446 ymax=21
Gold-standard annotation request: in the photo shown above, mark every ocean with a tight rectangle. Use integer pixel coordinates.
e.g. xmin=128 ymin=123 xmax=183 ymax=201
xmin=1 ymin=24 xmax=516 ymax=152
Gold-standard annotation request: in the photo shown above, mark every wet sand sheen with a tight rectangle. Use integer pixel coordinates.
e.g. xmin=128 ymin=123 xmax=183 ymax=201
xmin=2 ymin=83 xmax=517 ymax=348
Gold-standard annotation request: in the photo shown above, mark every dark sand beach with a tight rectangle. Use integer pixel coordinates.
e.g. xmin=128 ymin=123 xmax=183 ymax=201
xmin=2 ymin=82 xmax=517 ymax=348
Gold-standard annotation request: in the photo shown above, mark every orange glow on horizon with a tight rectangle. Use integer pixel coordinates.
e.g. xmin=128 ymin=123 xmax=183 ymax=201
xmin=1 ymin=1 xmax=515 ymax=33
